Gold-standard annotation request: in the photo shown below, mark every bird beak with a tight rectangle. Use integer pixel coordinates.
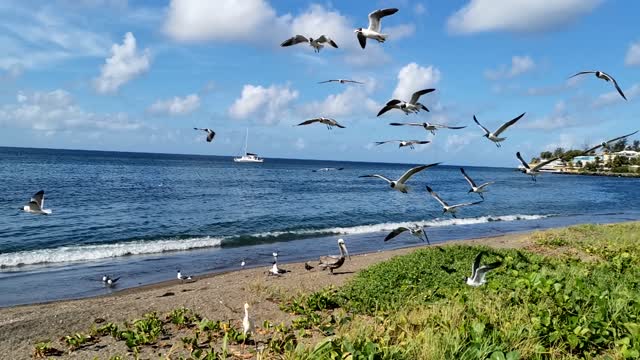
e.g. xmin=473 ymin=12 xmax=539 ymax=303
xmin=343 ymin=244 xmax=351 ymax=260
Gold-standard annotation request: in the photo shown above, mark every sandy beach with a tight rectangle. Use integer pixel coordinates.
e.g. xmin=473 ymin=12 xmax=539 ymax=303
xmin=0 ymin=232 xmax=535 ymax=360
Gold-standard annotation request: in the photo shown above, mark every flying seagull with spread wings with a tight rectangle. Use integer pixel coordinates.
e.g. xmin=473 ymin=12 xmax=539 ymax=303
xmin=473 ymin=113 xmax=525 ymax=148
xmin=374 ymin=140 xmax=431 ymax=150
xmin=22 ymin=190 xmax=52 ymax=215
xmin=318 ymin=79 xmax=363 ymax=85
xmin=579 ymin=130 xmax=639 ymax=156
xmin=360 ymin=163 xmax=440 ymax=193
xmin=354 ymin=8 xmax=398 ymax=49
xmin=377 ymin=89 xmax=435 ymax=116
xmin=384 ymin=225 xmax=429 ymax=245
xmin=297 ymin=118 xmax=345 ymax=130
xmin=460 ymin=168 xmax=494 ymax=200
xmin=515 ymin=152 xmax=560 ymax=182
xmin=281 ymin=35 xmax=338 ymax=53
xmin=569 ymin=70 xmax=627 ymax=100
xmin=389 ymin=122 xmax=467 ymax=135
xmin=194 ymin=128 xmax=215 ymax=142
xmin=466 ymin=252 xmax=502 ymax=287
xmin=425 ymin=185 xmax=483 ymax=218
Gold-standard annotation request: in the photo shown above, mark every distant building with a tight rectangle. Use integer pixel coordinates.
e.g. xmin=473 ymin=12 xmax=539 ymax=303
xmin=603 ymin=150 xmax=640 ymax=162
xmin=572 ymin=156 xmax=597 ymax=167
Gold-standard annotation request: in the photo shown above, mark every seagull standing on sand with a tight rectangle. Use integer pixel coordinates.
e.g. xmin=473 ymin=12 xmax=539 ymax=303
xmin=22 ymin=190 xmax=52 ymax=215
xmin=242 ymin=303 xmax=253 ymax=336
xmin=177 ymin=270 xmax=192 ymax=281
xmin=389 ymin=122 xmax=467 ymax=135
xmin=473 ymin=113 xmax=525 ymax=148
xmin=515 ymin=153 xmax=560 ymax=182
xmin=384 ymin=225 xmax=429 ymax=244
xmin=280 ymin=35 xmax=338 ymax=53
xmin=297 ymin=118 xmax=346 ymax=130
xmin=318 ymin=239 xmax=350 ymax=275
xmin=466 ymin=252 xmax=502 ymax=287
xmin=318 ymin=79 xmax=363 ymax=85
xmin=193 ymin=128 xmax=215 ymax=142
xmin=579 ymin=130 xmax=639 ymax=155
xmin=268 ymin=261 xmax=289 ymax=276
xmin=240 ymin=258 xmax=246 ymax=269
xmin=569 ymin=70 xmax=627 ymax=100
xmin=354 ymin=8 xmax=399 ymax=49
xmin=377 ymin=89 xmax=435 ymax=116
xmin=374 ymin=140 xmax=431 ymax=150
xmin=359 ymin=163 xmax=440 ymax=193
xmin=425 ymin=186 xmax=483 ymax=218
xmin=460 ymin=168 xmax=494 ymax=200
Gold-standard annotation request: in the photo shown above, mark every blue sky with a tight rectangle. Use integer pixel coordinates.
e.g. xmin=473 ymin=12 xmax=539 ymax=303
xmin=0 ymin=0 xmax=638 ymax=167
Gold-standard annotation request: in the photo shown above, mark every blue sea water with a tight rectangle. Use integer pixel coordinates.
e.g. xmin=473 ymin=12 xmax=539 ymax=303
xmin=1 ymin=146 xmax=639 ymax=307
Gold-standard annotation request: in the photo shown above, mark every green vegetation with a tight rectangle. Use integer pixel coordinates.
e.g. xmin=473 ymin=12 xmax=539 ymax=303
xmin=32 ymin=340 xmax=63 ymax=358
xmin=33 ymin=223 xmax=640 ymax=359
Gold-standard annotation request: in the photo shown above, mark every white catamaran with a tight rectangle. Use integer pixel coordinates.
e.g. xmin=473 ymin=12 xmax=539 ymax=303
xmin=234 ymin=128 xmax=264 ymax=163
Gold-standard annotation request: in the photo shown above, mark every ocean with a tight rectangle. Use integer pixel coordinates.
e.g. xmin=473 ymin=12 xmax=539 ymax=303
xmin=1 ymin=146 xmax=639 ymax=307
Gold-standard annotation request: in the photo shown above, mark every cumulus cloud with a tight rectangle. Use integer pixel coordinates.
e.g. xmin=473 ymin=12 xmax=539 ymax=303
xmin=544 ymin=133 xmax=580 ymax=152
xmin=228 ymin=83 xmax=298 ymax=124
xmin=445 ymin=132 xmax=476 ymax=152
xmin=414 ymin=4 xmax=427 ymax=15
xmin=392 ymin=63 xmax=441 ymax=101
xmin=485 ymin=56 xmax=535 ymax=80
xmin=447 ymin=0 xmax=602 ymax=34
xmin=592 ymin=84 xmax=640 ymax=108
xmin=0 ymin=89 xmax=143 ymax=132
xmin=625 ymin=41 xmax=640 ymax=67
xmin=148 ymin=94 xmax=200 ymax=116
xmin=301 ymin=85 xmax=380 ymax=118
xmin=294 ymin=137 xmax=305 ymax=150
xmin=523 ymin=101 xmax=576 ymax=130
xmin=94 ymin=32 xmax=151 ymax=94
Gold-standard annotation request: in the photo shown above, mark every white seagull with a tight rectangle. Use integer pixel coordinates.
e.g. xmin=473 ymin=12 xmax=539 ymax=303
xmin=106 ymin=277 xmax=120 ymax=287
xmin=240 ymin=258 xmax=246 ymax=269
xmin=22 ymin=190 xmax=52 ymax=215
xmin=318 ymin=79 xmax=363 ymax=85
xmin=384 ymin=225 xmax=429 ymax=245
xmin=466 ymin=252 xmax=502 ymax=287
xmin=193 ymin=128 xmax=215 ymax=142
xmin=569 ymin=70 xmax=627 ymax=100
xmin=374 ymin=140 xmax=431 ymax=149
xmin=473 ymin=113 xmax=525 ymax=148
xmin=281 ymin=35 xmax=338 ymax=53
xmin=389 ymin=122 xmax=467 ymax=135
xmin=515 ymin=152 xmax=560 ymax=182
xmin=268 ymin=261 xmax=289 ymax=276
xmin=359 ymin=163 xmax=441 ymax=193
xmin=102 ymin=275 xmax=109 ymax=283
xmin=355 ymin=8 xmax=399 ymax=49
xmin=425 ymin=186 xmax=483 ymax=218
xmin=377 ymin=89 xmax=435 ymax=116
xmin=460 ymin=168 xmax=494 ymax=200
xmin=242 ymin=303 xmax=253 ymax=337
xmin=579 ymin=130 xmax=639 ymax=155
xmin=177 ymin=270 xmax=192 ymax=281
xmin=297 ymin=117 xmax=346 ymax=130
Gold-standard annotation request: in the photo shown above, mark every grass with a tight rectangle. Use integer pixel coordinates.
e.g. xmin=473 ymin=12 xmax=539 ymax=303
xmin=31 ymin=223 xmax=640 ymax=359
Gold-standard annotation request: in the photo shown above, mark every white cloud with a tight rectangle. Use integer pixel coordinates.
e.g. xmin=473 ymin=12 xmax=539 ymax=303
xmin=164 ymin=0 xmax=278 ymax=42
xmin=485 ymin=56 xmax=535 ymax=80
xmin=447 ymin=0 xmax=602 ymax=34
xmin=385 ymin=24 xmax=416 ymax=40
xmin=228 ymin=83 xmax=298 ymax=124
xmin=302 ymin=84 xmax=380 ymax=118
xmin=294 ymin=137 xmax=305 ymax=150
xmin=148 ymin=94 xmax=200 ymax=116
xmin=544 ymin=133 xmax=580 ymax=151
xmin=524 ymin=101 xmax=575 ymax=130
xmin=392 ymin=63 xmax=441 ymax=101
xmin=625 ymin=41 xmax=640 ymax=67
xmin=94 ymin=32 xmax=151 ymax=94
xmin=0 ymin=89 xmax=144 ymax=132
xmin=414 ymin=3 xmax=427 ymax=15
xmin=592 ymin=84 xmax=640 ymax=108
xmin=445 ymin=132 xmax=476 ymax=152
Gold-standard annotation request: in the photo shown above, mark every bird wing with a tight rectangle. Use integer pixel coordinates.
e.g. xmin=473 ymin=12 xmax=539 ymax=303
xmin=356 ymin=31 xmax=367 ymax=49
xmin=375 ymin=140 xmax=401 ymax=146
xmin=297 ymin=119 xmax=320 ymax=126
xmin=385 ymin=99 xmax=402 ymax=106
xmin=319 ymin=255 xmax=342 ymax=266
xmin=579 ymin=131 xmax=639 ymax=155
xmin=359 ymin=174 xmax=393 ymax=184
xmin=473 ymin=116 xmax=490 ymax=135
xmin=409 ymin=140 xmax=431 ymax=145
xmin=368 ymin=8 xmax=399 ymax=32
xmin=603 ymin=72 xmax=628 ymax=100
xmin=110 ymin=277 xmax=120 ymax=283
xmin=515 ymin=152 xmax=531 ymax=170
xmin=409 ymin=88 xmax=435 ymax=104
xmin=476 ymin=261 xmax=503 ymax=281
xmin=460 ymin=168 xmax=477 ymax=188
xmin=471 ymin=252 xmax=485 ymax=277
xmin=281 ymin=35 xmax=308 ymax=47
xmin=436 ymin=124 xmax=467 ymax=130
xmin=345 ymin=80 xmax=363 ymax=84
xmin=398 ymin=163 xmax=440 ymax=184
xmin=425 ymin=186 xmax=448 ymax=207
xmin=476 ymin=181 xmax=495 ymax=190
xmin=449 ymin=200 xmax=484 ymax=210
xmin=194 ymin=127 xmax=204 ymax=131
xmin=31 ymin=190 xmax=45 ymax=209
xmin=384 ymin=227 xmax=409 ymax=242
xmin=389 ymin=122 xmax=424 ymax=127
xmin=318 ymin=80 xmax=335 ymax=84
xmin=206 ymin=130 xmax=216 ymax=142
xmin=568 ymin=71 xmax=596 ymax=79
xmin=530 ymin=157 xmax=560 ymax=171
xmin=377 ymin=104 xmax=396 ymax=117
xmin=494 ymin=112 xmax=525 ymax=136
xmin=26 ymin=201 xmax=40 ymax=212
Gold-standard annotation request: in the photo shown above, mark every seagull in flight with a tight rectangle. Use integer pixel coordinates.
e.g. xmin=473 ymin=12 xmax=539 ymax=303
xmin=375 ymin=140 xmax=431 ymax=150
xmin=460 ymin=168 xmax=494 ymax=200
xmin=569 ymin=70 xmax=627 ymax=100
xmin=355 ymin=8 xmax=398 ymax=49
xmin=384 ymin=225 xmax=429 ymax=245
xmin=281 ymin=35 xmax=338 ymax=53
xmin=193 ymin=128 xmax=215 ymax=142
xmin=515 ymin=152 xmax=560 ymax=182
xmin=297 ymin=118 xmax=345 ymax=129
xmin=22 ymin=190 xmax=52 ymax=215
xmin=377 ymin=89 xmax=435 ymax=116
xmin=466 ymin=252 xmax=502 ymax=287
xmin=389 ymin=122 xmax=467 ymax=135
xmin=318 ymin=79 xmax=363 ymax=85
xmin=425 ymin=186 xmax=483 ymax=218
xmin=359 ymin=163 xmax=440 ymax=193
xmin=473 ymin=113 xmax=525 ymax=148
xmin=579 ymin=130 xmax=639 ymax=155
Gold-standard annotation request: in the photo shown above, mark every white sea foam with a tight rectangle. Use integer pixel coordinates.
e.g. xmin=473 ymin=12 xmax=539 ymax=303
xmin=0 ymin=236 xmax=223 ymax=268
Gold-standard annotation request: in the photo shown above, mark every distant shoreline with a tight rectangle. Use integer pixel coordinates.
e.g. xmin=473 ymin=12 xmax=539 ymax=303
xmin=554 ymin=170 xmax=640 ymax=178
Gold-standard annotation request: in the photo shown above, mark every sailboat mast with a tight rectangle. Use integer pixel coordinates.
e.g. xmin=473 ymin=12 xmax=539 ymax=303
xmin=244 ymin=128 xmax=248 ymax=155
